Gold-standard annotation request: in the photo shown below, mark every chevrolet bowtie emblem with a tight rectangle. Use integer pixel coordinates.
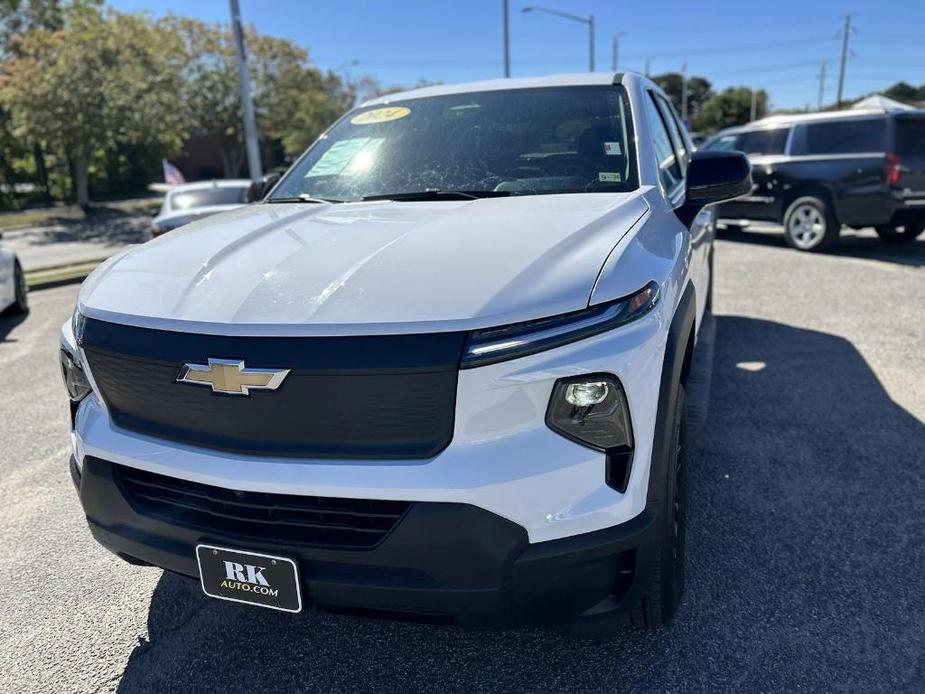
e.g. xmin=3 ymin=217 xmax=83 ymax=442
xmin=176 ymin=359 xmax=290 ymax=396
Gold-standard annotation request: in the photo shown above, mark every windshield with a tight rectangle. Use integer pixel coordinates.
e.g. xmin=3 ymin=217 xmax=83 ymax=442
xmin=271 ymin=86 xmax=637 ymax=202
xmin=169 ymin=186 xmax=248 ymax=211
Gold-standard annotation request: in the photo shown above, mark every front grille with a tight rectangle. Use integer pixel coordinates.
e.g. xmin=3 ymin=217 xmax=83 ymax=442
xmin=116 ymin=464 xmax=410 ymax=549
xmin=81 ymin=317 xmax=466 ymax=459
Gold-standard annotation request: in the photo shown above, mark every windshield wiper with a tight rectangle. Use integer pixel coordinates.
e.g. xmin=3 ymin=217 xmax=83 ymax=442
xmin=267 ymin=193 xmax=344 ymax=204
xmin=361 ymin=190 xmax=511 ymax=202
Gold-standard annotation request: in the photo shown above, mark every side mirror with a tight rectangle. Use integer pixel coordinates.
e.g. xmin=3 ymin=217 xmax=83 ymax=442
xmin=246 ymin=172 xmax=281 ymax=203
xmin=677 ymin=150 xmax=751 ymax=226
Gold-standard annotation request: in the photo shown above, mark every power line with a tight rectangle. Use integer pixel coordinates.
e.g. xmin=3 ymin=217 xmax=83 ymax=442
xmin=709 ymin=60 xmax=818 ymax=78
xmin=621 ymin=35 xmax=837 ymax=62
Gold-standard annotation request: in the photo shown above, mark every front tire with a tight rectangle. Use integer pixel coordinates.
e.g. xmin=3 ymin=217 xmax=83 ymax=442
xmin=875 ymin=219 xmax=925 ymax=243
xmin=629 ymin=385 xmax=688 ymax=629
xmin=783 ymin=196 xmax=839 ymax=252
xmin=6 ymin=260 xmax=28 ymax=315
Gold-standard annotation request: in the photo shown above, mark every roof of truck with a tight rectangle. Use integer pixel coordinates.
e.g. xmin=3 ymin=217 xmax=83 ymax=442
xmin=363 ymin=72 xmax=635 ymax=106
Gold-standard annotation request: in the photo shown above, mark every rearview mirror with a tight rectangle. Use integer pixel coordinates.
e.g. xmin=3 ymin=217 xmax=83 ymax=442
xmin=677 ymin=150 xmax=751 ymax=226
xmin=246 ymin=172 xmax=281 ymax=203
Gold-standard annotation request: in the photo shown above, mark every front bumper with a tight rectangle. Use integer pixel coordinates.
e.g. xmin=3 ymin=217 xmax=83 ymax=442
xmin=65 ymin=302 xmax=667 ymax=545
xmin=73 ymin=455 xmax=658 ymax=627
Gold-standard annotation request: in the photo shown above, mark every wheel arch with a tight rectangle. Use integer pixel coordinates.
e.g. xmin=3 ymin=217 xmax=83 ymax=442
xmin=646 ymin=281 xmax=696 ymax=502
xmin=780 ymin=183 xmax=838 ymax=225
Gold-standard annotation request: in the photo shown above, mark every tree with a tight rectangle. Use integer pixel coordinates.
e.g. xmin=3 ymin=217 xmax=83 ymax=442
xmin=882 ymin=81 xmax=925 ymax=105
xmin=0 ymin=0 xmax=70 ymax=56
xmin=651 ymin=72 xmax=713 ymax=122
xmin=694 ymin=87 xmax=768 ymax=131
xmin=0 ymin=5 xmax=189 ymax=205
xmin=170 ymin=18 xmax=353 ymax=176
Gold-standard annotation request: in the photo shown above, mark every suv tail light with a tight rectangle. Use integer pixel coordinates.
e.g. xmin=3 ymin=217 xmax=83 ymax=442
xmin=884 ymin=153 xmax=902 ymax=186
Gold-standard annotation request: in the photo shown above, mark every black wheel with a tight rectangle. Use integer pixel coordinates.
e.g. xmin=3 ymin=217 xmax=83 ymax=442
xmin=783 ymin=196 xmax=839 ymax=252
xmin=874 ymin=219 xmax=925 ymax=243
xmin=629 ymin=385 xmax=688 ymax=629
xmin=8 ymin=260 xmax=28 ymax=315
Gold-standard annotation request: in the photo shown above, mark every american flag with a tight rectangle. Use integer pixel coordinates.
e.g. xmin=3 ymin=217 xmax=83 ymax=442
xmin=162 ymin=160 xmax=186 ymax=186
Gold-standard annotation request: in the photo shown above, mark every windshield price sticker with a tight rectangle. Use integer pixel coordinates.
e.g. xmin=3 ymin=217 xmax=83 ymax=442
xmin=350 ymin=107 xmax=411 ymax=125
xmin=603 ymin=142 xmax=623 ymax=155
xmin=599 ymin=172 xmax=622 ymax=183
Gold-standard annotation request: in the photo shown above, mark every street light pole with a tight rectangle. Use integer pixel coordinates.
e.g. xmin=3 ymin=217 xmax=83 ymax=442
xmin=229 ymin=0 xmax=262 ymax=181
xmin=502 ymin=0 xmax=511 ymax=77
xmin=522 ymin=6 xmax=595 ymax=72
xmin=612 ymin=32 xmax=625 ymax=71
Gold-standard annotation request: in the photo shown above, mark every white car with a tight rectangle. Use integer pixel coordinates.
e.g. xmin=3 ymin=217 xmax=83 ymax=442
xmin=150 ymin=179 xmax=252 ymax=238
xmin=0 ymin=232 xmax=28 ymax=315
xmin=61 ymin=73 xmax=749 ymax=633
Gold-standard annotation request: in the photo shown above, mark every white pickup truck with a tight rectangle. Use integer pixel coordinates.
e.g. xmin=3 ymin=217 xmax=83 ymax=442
xmin=61 ymin=72 xmax=749 ymax=635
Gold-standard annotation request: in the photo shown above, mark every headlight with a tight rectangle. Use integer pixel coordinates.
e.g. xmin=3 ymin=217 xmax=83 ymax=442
xmin=460 ymin=281 xmax=659 ymax=368
xmin=546 ymin=374 xmax=633 ymax=452
xmin=60 ymin=349 xmax=92 ymax=402
xmin=71 ymin=307 xmax=86 ymax=347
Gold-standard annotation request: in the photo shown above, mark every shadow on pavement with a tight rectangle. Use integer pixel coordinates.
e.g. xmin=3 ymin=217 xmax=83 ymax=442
xmin=0 ymin=308 xmax=28 ymax=343
xmin=115 ymin=316 xmax=925 ymax=693
xmin=19 ymin=214 xmax=151 ymax=247
xmin=719 ymin=224 xmax=925 ymax=268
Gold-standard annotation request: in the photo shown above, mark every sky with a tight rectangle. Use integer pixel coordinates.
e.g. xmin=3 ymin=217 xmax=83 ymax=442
xmin=109 ymin=0 xmax=925 ymax=110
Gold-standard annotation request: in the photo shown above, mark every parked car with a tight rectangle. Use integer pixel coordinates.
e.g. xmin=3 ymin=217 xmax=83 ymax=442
xmin=150 ymin=179 xmax=252 ymax=238
xmin=61 ymin=72 xmax=750 ymax=634
xmin=0 ymin=232 xmax=28 ymax=315
xmin=702 ymin=108 xmax=925 ymax=251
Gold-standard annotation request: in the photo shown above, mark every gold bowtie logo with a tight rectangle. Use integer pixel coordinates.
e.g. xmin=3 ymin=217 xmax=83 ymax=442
xmin=176 ymin=359 xmax=290 ymax=396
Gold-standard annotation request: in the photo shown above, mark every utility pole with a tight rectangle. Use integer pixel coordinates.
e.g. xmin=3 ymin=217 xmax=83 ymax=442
xmin=681 ymin=62 xmax=688 ymax=121
xmin=644 ymin=57 xmax=650 ymax=76
xmin=750 ymin=89 xmax=758 ymax=122
xmin=612 ymin=32 xmax=625 ymax=71
xmin=229 ymin=0 xmax=262 ymax=181
xmin=502 ymin=0 xmax=511 ymax=77
xmin=817 ymin=60 xmax=827 ymax=110
xmin=836 ymin=14 xmax=852 ymax=106
xmin=588 ymin=14 xmax=595 ymax=72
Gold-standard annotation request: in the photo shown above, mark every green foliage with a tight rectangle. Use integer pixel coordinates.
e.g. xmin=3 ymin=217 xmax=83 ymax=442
xmin=169 ymin=17 xmax=355 ymax=176
xmin=0 ymin=5 xmax=359 ymax=205
xmin=880 ymin=81 xmax=925 ymax=105
xmin=0 ymin=4 xmax=188 ymax=204
xmin=651 ymin=72 xmax=713 ymax=121
xmin=694 ymin=87 xmax=768 ymax=131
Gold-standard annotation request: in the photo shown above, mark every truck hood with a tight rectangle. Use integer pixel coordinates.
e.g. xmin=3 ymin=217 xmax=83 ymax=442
xmin=79 ymin=193 xmax=649 ymax=335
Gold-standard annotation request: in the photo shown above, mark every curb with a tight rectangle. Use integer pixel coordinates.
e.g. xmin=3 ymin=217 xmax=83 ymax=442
xmin=26 ymin=259 xmax=105 ymax=290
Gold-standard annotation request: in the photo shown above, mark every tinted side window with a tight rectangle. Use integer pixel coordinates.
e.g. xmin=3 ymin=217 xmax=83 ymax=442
xmin=655 ymin=94 xmax=689 ymax=172
xmin=896 ymin=117 xmax=925 ymax=155
xmin=800 ymin=118 xmax=886 ymax=155
xmin=705 ymin=134 xmax=738 ymax=152
xmin=735 ymin=128 xmax=790 ymax=155
xmin=644 ymin=93 xmax=682 ymax=191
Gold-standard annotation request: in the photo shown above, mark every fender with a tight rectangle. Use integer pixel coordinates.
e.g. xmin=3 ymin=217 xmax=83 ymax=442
xmin=646 ymin=281 xmax=696 ymax=501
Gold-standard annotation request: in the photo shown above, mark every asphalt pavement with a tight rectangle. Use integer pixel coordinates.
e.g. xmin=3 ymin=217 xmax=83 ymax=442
xmin=1 ymin=225 xmax=923 ymax=693
xmin=3 ymin=211 xmax=151 ymax=272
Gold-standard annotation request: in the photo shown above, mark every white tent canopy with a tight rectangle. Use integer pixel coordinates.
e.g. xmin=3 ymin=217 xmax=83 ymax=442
xmin=851 ymin=94 xmax=914 ymax=111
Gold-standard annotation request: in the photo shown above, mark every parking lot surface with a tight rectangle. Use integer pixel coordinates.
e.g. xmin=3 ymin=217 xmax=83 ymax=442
xmin=1 ymin=226 xmax=923 ymax=693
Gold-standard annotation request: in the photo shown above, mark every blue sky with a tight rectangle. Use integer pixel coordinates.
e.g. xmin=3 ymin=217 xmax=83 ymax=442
xmin=110 ymin=0 xmax=924 ymax=110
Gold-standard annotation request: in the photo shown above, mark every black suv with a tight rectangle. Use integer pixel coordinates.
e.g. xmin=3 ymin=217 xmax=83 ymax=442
xmin=704 ymin=108 xmax=925 ymax=251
